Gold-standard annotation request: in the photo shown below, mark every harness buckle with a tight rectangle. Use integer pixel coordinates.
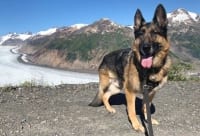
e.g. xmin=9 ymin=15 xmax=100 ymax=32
xmin=143 ymin=84 xmax=153 ymax=93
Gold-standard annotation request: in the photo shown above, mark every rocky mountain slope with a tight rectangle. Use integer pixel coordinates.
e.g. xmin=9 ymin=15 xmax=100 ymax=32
xmin=1 ymin=8 xmax=200 ymax=71
xmin=19 ymin=18 xmax=133 ymax=71
xmin=167 ymin=9 xmax=200 ymax=64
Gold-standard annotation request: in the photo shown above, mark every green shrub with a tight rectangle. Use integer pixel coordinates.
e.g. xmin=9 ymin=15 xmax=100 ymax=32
xmin=168 ymin=62 xmax=192 ymax=81
xmin=66 ymin=52 xmax=77 ymax=62
xmin=20 ymin=80 xmax=37 ymax=87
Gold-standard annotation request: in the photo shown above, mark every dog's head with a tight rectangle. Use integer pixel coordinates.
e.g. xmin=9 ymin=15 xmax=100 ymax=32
xmin=133 ymin=4 xmax=170 ymax=68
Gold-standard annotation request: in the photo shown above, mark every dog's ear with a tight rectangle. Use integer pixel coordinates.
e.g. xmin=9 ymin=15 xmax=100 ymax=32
xmin=134 ymin=9 xmax=145 ymax=31
xmin=153 ymin=4 xmax=168 ymax=28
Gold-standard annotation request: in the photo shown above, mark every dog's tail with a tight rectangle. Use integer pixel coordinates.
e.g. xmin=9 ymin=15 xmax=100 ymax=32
xmin=89 ymin=91 xmax=103 ymax=107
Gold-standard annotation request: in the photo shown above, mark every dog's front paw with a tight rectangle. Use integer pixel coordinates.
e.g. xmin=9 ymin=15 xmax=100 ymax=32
xmin=151 ymin=118 xmax=159 ymax=125
xmin=149 ymin=74 xmax=162 ymax=82
xmin=132 ymin=123 xmax=145 ymax=133
xmin=106 ymin=106 xmax=116 ymax=113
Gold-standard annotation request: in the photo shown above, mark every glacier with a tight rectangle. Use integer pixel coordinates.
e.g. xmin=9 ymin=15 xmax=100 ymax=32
xmin=0 ymin=46 xmax=98 ymax=86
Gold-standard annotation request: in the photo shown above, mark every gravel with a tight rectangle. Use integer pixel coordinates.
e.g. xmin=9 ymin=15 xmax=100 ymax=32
xmin=0 ymin=81 xmax=199 ymax=136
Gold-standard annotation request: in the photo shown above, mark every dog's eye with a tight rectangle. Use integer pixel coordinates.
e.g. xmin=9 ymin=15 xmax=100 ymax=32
xmin=153 ymin=42 xmax=162 ymax=50
xmin=152 ymin=30 xmax=166 ymax=37
xmin=151 ymin=31 xmax=159 ymax=35
xmin=135 ymin=30 xmax=145 ymax=37
xmin=153 ymin=42 xmax=158 ymax=46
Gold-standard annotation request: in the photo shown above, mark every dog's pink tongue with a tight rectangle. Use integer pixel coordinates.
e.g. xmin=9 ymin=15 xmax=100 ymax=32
xmin=141 ymin=57 xmax=153 ymax=68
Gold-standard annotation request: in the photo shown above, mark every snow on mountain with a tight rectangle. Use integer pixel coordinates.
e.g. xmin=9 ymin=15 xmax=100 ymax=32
xmin=0 ymin=33 xmax=32 ymax=45
xmin=99 ymin=18 xmax=122 ymax=28
xmin=188 ymin=11 xmax=200 ymax=21
xmin=16 ymin=33 xmax=32 ymax=40
xmin=36 ymin=28 xmax=57 ymax=36
xmin=126 ymin=25 xmax=133 ymax=29
xmin=0 ymin=34 xmax=12 ymax=45
xmin=167 ymin=8 xmax=200 ymax=24
xmin=70 ymin=24 xmax=88 ymax=29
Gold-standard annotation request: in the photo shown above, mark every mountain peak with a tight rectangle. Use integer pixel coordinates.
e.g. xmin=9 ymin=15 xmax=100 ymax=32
xmin=95 ymin=18 xmax=114 ymax=24
xmin=36 ymin=28 xmax=57 ymax=36
xmin=70 ymin=24 xmax=88 ymax=29
xmin=0 ymin=33 xmax=32 ymax=45
xmin=92 ymin=18 xmax=122 ymax=28
xmin=167 ymin=8 xmax=200 ymax=25
xmin=176 ymin=8 xmax=188 ymax=13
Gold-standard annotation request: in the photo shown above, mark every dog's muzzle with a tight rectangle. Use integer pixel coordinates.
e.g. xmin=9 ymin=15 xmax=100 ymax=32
xmin=140 ymin=43 xmax=154 ymax=69
xmin=140 ymin=43 xmax=153 ymax=57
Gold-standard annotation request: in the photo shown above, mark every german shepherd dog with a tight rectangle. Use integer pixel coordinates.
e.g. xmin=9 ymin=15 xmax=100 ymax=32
xmin=89 ymin=4 xmax=171 ymax=133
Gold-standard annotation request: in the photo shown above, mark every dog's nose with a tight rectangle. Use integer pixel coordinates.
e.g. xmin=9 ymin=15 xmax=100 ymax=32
xmin=140 ymin=44 xmax=151 ymax=56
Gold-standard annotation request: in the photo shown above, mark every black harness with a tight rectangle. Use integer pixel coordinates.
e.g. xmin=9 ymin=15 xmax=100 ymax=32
xmin=143 ymin=69 xmax=154 ymax=136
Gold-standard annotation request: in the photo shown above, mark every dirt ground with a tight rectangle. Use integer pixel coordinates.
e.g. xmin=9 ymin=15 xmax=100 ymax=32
xmin=0 ymin=81 xmax=199 ymax=136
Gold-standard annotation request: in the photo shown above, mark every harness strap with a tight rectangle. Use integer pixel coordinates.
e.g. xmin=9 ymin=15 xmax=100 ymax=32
xmin=143 ymin=84 xmax=154 ymax=136
xmin=143 ymin=69 xmax=154 ymax=136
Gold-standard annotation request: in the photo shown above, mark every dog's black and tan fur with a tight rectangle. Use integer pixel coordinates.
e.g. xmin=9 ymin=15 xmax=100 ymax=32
xmin=89 ymin=4 xmax=171 ymax=133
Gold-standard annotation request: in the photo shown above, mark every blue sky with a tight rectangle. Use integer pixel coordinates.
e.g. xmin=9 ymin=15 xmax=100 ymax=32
xmin=0 ymin=0 xmax=199 ymax=36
